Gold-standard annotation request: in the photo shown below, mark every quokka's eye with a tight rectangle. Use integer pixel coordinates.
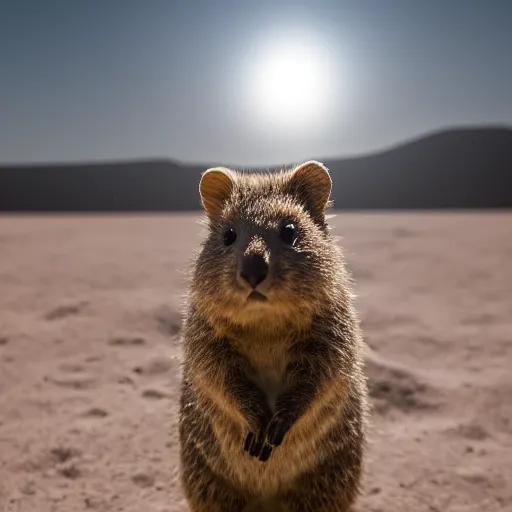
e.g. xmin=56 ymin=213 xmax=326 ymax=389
xmin=224 ymin=228 xmax=237 ymax=246
xmin=280 ymin=223 xmax=297 ymax=245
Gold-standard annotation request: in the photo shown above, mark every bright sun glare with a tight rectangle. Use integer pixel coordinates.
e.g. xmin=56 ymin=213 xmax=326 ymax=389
xmin=241 ymin=31 xmax=339 ymax=136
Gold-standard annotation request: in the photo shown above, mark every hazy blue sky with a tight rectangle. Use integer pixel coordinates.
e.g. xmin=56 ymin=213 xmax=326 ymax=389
xmin=1 ymin=0 xmax=511 ymax=166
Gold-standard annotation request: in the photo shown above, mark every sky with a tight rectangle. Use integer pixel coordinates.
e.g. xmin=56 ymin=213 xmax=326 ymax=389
xmin=1 ymin=0 xmax=512 ymax=167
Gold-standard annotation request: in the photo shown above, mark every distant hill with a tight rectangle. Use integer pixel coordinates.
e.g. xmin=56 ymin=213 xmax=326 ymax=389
xmin=1 ymin=127 xmax=511 ymax=211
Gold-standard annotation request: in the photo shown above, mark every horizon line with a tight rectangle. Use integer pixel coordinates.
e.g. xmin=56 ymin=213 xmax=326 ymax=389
xmin=1 ymin=123 xmax=511 ymax=170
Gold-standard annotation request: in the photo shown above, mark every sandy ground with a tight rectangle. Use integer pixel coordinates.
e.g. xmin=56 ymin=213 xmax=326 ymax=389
xmin=0 ymin=212 xmax=511 ymax=512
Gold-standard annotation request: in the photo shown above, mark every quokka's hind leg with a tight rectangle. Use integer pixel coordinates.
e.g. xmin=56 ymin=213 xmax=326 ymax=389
xmin=243 ymin=497 xmax=289 ymax=512
xmin=183 ymin=469 xmax=248 ymax=512
xmin=282 ymin=494 xmax=352 ymax=512
xmin=187 ymin=486 xmax=247 ymax=512
xmin=278 ymin=447 xmax=362 ymax=512
xmin=181 ymin=444 xmax=247 ymax=512
xmin=280 ymin=488 xmax=354 ymax=512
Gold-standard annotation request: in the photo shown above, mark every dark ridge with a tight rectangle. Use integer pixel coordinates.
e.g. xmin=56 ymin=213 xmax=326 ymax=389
xmin=1 ymin=127 xmax=511 ymax=211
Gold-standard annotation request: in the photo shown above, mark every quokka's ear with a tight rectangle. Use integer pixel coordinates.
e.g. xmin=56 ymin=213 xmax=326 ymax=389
xmin=286 ymin=160 xmax=332 ymax=226
xmin=199 ymin=167 xmax=235 ymax=222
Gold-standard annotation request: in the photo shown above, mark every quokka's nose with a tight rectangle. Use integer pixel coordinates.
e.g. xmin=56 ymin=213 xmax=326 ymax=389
xmin=240 ymin=254 xmax=269 ymax=289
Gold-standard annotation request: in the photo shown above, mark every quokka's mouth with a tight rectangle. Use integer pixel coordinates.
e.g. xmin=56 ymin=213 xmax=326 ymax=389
xmin=247 ymin=290 xmax=268 ymax=302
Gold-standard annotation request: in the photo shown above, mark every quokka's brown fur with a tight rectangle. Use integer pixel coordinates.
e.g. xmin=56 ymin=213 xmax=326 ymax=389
xmin=178 ymin=161 xmax=369 ymax=511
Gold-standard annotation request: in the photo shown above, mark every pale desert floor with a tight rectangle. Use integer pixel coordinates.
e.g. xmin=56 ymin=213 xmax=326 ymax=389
xmin=0 ymin=212 xmax=511 ymax=512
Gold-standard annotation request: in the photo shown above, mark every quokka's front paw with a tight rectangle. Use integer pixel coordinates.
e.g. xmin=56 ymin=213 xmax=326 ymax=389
xmin=244 ymin=409 xmax=273 ymax=462
xmin=266 ymin=410 xmax=294 ymax=447
xmin=244 ymin=431 xmax=273 ymax=461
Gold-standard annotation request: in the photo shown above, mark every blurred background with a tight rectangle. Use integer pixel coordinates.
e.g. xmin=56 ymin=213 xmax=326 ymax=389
xmin=0 ymin=1 xmax=511 ymax=512
xmin=1 ymin=0 xmax=512 ymax=209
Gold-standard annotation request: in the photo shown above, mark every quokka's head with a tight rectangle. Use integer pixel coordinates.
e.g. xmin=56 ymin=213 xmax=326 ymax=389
xmin=192 ymin=161 xmax=341 ymax=327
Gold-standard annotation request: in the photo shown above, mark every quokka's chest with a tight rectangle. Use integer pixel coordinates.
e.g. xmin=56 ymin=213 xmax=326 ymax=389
xmin=239 ymin=342 xmax=291 ymax=413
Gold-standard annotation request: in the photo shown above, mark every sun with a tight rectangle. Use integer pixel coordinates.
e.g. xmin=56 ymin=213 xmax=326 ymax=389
xmin=240 ymin=31 xmax=339 ymax=135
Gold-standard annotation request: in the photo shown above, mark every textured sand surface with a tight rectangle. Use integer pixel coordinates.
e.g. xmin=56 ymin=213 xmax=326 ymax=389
xmin=0 ymin=213 xmax=511 ymax=512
